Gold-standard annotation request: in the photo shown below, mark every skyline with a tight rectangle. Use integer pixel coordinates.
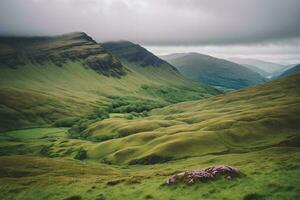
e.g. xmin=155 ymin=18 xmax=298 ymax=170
xmin=1 ymin=0 xmax=299 ymax=64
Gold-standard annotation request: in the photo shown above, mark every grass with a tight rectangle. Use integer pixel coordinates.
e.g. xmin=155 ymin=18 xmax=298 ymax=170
xmin=0 ymin=74 xmax=299 ymax=199
xmin=0 ymin=147 xmax=299 ymax=200
xmin=0 ymin=33 xmax=220 ymax=132
xmin=0 ymin=34 xmax=299 ymax=199
xmin=85 ymin=74 xmax=300 ymax=164
xmin=0 ymin=61 xmax=219 ymax=132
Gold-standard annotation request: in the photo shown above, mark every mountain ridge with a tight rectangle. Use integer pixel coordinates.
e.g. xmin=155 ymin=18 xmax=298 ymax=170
xmin=162 ymin=52 xmax=266 ymax=90
xmin=279 ymin=64 xmax=300 ymax=78
xmin=0 ymin=33 xmax=220 ymax=132
xmin=228 ymin=57 xmax=287 ymax=76
xmin=0 ymin=32 xmax=127 ymax=77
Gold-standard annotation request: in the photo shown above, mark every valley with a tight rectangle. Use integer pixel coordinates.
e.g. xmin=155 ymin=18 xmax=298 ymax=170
xmin=0 ymin=32 xmax=300 ymax=200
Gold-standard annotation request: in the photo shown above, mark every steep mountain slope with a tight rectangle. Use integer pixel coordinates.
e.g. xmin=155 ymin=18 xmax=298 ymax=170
xmin=102 ymin=41 xmax=177 ymax=70
xmin=228 ymin=57 xmax=287 ymax=77
xmin=0 ymin=32 xmax=126 ymax=77
xmin=0 ymin=33 xmax=219 ymax=132
xmin=279 ymin=64 xmax=300 ymax=78
xmin=162 ymin=53 xmax=266 ymax=90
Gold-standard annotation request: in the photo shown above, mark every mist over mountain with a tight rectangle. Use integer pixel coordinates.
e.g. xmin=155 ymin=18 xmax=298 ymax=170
xmin=228 ymin=57 xmax=289 ymax=78
xmin=279 ymin=64 xmax=300 ymax=78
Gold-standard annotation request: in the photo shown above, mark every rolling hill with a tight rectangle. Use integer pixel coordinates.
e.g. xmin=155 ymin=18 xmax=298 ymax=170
xmin=0 ymin=33 xmax=219 ymax=132
xmin=0 ymin=33 xmax=299 ymax=200
xmin=85 ymin=73 xmax=300 ymax=164
xmin=162 ymin=53 xmax=266 ymax=90
xmin=1 ymin=73 xmax=299 ymax=200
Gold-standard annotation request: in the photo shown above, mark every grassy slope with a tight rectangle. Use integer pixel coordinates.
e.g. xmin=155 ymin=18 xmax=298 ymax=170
xmin=163 ymin=53 xmax=266 ymax=90
xmin=86 ymin=74 xmax=300 ymax=164
xmin=0 ymin=34 xmax=219 ymax=132
xmin=1 ymin=74 xmax=299 ymax=200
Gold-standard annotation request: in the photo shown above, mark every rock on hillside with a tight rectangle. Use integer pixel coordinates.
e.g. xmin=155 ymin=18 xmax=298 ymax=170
xmin=0 ymin=32 xmax=126 ymax=77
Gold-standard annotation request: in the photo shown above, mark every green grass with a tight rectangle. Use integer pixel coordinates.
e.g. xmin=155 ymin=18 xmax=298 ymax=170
xmin=0 ymin=33 xmax=220 ymax=132
xmin=0 ymin=34 xmax=299 ymax=199
xmin=85 ymin=74 xmax=300 ymax=164
xmin=0 ymin=61 xmax=219 ymax=132
xmin=0 ymin=74 xmax=299 ymax=199
xmin=0 ymin=147 xmax=299 ymax=200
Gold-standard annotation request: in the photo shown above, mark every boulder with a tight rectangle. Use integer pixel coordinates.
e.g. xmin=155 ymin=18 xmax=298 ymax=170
xmin=166 ymin=165 xmax=239 ymax=185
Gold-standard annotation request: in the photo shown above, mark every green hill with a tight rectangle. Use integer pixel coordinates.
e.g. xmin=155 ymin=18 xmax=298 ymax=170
xmin=0 ymin=74 xmax=299 ymax=200
xmin=0 ymin=33 xmax=219 ymax=132
xmin=162 ymin=53 xmax=266 ymax=90
xmin=85 ymin=73 xmax=300 ymax=164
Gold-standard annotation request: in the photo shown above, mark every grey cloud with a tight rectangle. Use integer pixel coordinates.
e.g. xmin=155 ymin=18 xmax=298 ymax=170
xmin=0 ymin=0 xmax=299 ymax=46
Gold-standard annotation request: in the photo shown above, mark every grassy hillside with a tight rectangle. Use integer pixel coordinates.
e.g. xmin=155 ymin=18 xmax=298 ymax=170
xmin=84 ymin=73 xmax=300 ymax=164
xmin=0 ymin=33 xmax=220 ymax=132
xmin=162 ymin=53 xmax=266 ymax=90
xmin=0 ymin=74 xmax=299 ymax=200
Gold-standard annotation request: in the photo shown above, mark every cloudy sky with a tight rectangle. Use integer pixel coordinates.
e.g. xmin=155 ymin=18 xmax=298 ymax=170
xmin=0 ymin=0 xmax=300 ymax=64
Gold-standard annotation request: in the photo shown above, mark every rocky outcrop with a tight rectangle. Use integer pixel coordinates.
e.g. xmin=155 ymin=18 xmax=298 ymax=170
xmin=102 ymin=41 xmax=178 ymax=71
xmin=0 ymin=32 xmax=126 ymax=77
xmin=166 ymin=165 xmax=240 ymax=185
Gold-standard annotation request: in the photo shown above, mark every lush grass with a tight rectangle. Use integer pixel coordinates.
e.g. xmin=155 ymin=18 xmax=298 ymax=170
xmin=0 ymin=33 xmax=220 ymax=132
xmin=0 ymin=74 xmax=299 ymax=199
xmin=0 ymin=147 xmax=299 ymax=200
xmin=86 ymin=74 xmax=300 ymax=164
xmin=0 ymin=61 xmax=219 ymax=132
xmin=0 ymin=34 xmax=299 ymax=199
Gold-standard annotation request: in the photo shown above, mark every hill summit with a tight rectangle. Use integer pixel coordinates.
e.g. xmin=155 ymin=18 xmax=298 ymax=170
xmin=0 ymin=32 xmax=126 ymax=77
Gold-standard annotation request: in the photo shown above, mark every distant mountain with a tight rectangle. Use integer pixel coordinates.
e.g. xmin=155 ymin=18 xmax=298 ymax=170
xmin=162 ymin=53 xmax=266 ymax=90
xmin=0 ymin=33 xmax=219 ymax=132
xmin=279 ymin=64 xmax=300 ymax=78
xmin=228 ymin=58 xmax=287 ymax=77
xmin=241 ymin=64 xmax=271 ymax=78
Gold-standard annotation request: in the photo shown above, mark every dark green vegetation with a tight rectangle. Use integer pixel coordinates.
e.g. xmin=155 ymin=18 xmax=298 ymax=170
xmin=279 ymin=64 xmax=300 ymax=78
xmin=162 ymin=53 xmax=266 ymax=90
xmin=0 ymin=33 xmax=219 ymax=132
xmin=1 ymin=72 xmax=300 ymax=199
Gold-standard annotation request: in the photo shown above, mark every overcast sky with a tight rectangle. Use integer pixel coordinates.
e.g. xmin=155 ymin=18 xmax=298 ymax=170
xmin=0 ymin=0 xmax=299 ymax=64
